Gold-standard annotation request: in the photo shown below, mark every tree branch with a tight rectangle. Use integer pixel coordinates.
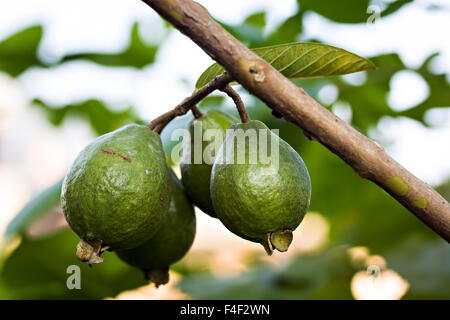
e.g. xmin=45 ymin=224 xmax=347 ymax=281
xmin=142 ymin=0 xmax=450 ymax=241
xmin=147 ymin=72 xmax=232 ymax=133
xmin=222 ymin=85 xmax=250 ymax=123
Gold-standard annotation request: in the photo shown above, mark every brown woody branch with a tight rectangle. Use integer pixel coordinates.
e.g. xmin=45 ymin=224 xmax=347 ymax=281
xmin=142 ymin=0 xmax=450 ymax=241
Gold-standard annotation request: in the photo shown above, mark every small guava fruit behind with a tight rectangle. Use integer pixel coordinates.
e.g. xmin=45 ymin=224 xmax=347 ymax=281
xmin=61 ymin=124 xmax=171 ymax=262
xmin=116 ymin=169 xmax=196 ymax=287
xmin=210 ymin=120 xmax=311 ymax=254
xmin=181 ymin=110 xmax=237 ymax=217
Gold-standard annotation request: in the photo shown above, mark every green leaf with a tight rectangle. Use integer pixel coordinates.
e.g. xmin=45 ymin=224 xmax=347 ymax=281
xmin=381 ymin=0 xmax=414 ymax=18
xmin=298 ymin=0 xmax=370 ymax=23
xmin=61 ymin=23 xmax=159 ymax=68
xmin=243 ymin=12 xmax=266 ymax=27
xmin=33 ymin=99 xmax=142 ymax=135
xmin=297 ymin=0 xmax=412 ymax=24
xmin=0 ymin=25 xmax=43 ymax=76
xmin=0 ymin=230 xmax=146 ymax=299
xmin=219 ymin=12 xmax=267 ymax=48
xmin=4 ymin=179 xmax=63 ymax=243
xmin=266 ymin=11 xmax=304 ymax=46
xmin=329 ymin=53 xmax=405 ymax=131
xmin=436 ymin=180 xmax=450 ymax=202
xmin=195 ymin=42 xmax=375 ymax=89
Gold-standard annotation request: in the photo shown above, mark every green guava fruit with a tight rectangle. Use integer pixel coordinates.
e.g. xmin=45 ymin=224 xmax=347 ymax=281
xmin=61 ymin=124 xmax=171 ymax=264
xmin=116 ymin=169 xmax=196 ymax=287
xmin=210 ymin=120 xmax=311 ymax=254
xmin=181 ymin=110 xmax=237 ymax=217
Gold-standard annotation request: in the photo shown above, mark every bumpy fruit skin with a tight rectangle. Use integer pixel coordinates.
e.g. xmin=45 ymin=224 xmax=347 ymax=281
xmin=181 ymin=110 xmax=237 ymax=217
xmin=61 ymin=124 xmax=171 ymax=250
xmin=210 ymin=120 xmax=311 ymax=251
xmin=116 ymin=169 xmax=196 ymax=286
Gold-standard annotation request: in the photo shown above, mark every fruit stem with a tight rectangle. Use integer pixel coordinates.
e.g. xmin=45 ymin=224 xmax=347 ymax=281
xmin=221 ymin=85 xmax=250 ymax=123
xmin=191 ymin=105 xmax=204 ymax=119
xmin=261 ymin=233 xmax=274 ymax=256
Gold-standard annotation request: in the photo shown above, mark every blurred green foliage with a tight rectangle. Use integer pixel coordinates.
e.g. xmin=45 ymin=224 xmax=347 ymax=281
xmin=180 ymin=247 xmax=356 ymax=299
xmin=33 ymin=99 xmax=141 ymax=136
xmin=0 ymin=22 xmax=160 ymax=75
xmin=0 ymin=230 xmax=146 ymax=299
xmin=298 ymin=0 xmax=371 ymax=23
xmin=0 ymin=0 xmax=449 ymax=300
xmin=385 ymin=237 xmax=450 ymax=299
xmin=61 ymin=23 xmax=160 ymax=68
xmin=0 ymin=25 xmax=43 ymax=76
xmin=4 ymin=179 xmax=63 ymax=244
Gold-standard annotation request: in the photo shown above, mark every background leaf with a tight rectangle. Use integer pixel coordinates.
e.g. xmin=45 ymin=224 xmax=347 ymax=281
xmin=297 ymin=0 xmax=370 ymax=23
xmin=4 ymin=179 xmax=62 ymax=244
xmin=178 ymin=247 xmax=355 ymax=299
xmin=400 ymin=53 xmax=450 ymax=122
xmin=195 ymin=42 xmax=375 ymax=89
xmin=33 ymin=99 xmax=142 ymax=136
xmin=0 ymin=25 xmax=43 ymax=76
xmin=385 ymin=237 xmax=450 ymax=299
xmin=61 ymin=23 xmax=159 ymax=68
xmin=220 ymin=12 xmax=267 ymax=48
xmin=0 ymin=230 xmax=146 ymax=299
xmin=0 ymin=22 xmax=162 ymax=79
xmin=381 ymin=0 xmax=414 ymax=18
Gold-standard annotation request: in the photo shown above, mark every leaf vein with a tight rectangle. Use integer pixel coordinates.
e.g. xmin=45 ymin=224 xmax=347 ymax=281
xmin=288 ymin=49 xmax=336 ymax=78
xmin=277 ymin=46 xmax=322 ymax=74
xmin=307 ymin=52 xmax=350 ymax=76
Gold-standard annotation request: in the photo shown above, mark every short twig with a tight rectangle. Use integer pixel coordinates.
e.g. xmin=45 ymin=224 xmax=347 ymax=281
xmin=147 ymin=73 xmax=232 ymax=133
xmin=153 ymin=123 xmax=165 ymax=134
xmin=191 ymin=105 xmax=204 ymax=119
xmin=222 ymin=85 xmax=250 ymax=123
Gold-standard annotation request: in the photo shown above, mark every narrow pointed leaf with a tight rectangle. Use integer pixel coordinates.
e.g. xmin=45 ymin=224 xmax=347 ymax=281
xmin=195 ymin=42 xmax=375 ymax=89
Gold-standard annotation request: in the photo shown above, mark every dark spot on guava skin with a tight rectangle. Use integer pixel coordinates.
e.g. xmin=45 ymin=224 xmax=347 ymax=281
xmin=118 ymin=153 xmax=131 ymax=163
xmin=101 ymin=148 xmax=131 ymax=163
xmin=101 ymin=148 xmax=116 ymax=155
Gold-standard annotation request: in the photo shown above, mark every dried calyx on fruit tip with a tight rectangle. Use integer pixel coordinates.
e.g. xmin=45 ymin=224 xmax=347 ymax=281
xmin=76 ymin=240 xmax=105 ymax=265
xmin=144 ymin=266 xmax=170 ymax=288
xmin=270 ymin=230 xmax=293 ymax=252
xmin=261 ymin=230 xmax=293 ymax=255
